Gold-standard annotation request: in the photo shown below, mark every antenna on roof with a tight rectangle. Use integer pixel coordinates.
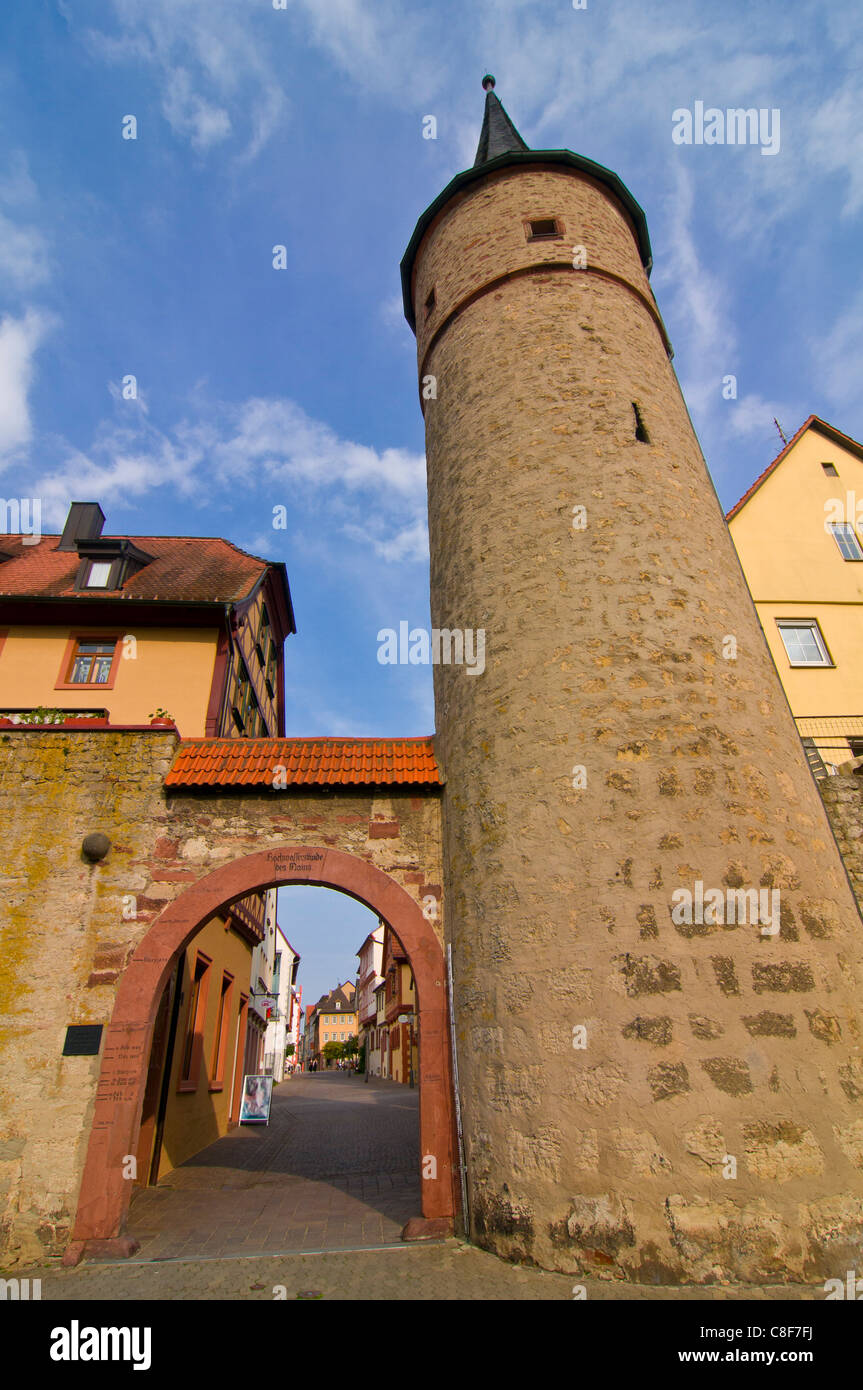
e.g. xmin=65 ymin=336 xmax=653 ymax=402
xmin=773 ymin=417 xmax=788 ymax=447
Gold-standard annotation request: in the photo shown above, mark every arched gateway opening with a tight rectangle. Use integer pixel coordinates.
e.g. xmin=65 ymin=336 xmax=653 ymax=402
xmin=67 ymin=845 xmax=458 ymax=1263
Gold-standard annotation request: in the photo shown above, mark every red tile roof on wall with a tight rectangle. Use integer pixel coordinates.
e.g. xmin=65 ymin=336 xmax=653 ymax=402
xmin=0 ymin=534 xmax=270 ymax=602
xmin=164 ymin=736 xmax=442 ymax=788
xmin=726 ymin=415 xmax=863 ymax=521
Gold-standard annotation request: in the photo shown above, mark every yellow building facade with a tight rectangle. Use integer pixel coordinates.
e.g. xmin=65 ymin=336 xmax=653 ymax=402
xmin=728 ymin=415 xmax=863 ymax=772
xmin=308 ymin=983 xmax=357 ymax=1066
xmin=139 ymin=911 xmax=256 ymax=1181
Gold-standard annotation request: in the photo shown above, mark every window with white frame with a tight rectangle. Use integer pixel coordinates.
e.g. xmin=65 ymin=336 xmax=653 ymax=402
xmin=85 ymin=560 xmax=113 ymax=588
xmin=776 ymin=620 xmax=832 ymax=667
xmin=829 ymin=523 xmax=863 ymax=561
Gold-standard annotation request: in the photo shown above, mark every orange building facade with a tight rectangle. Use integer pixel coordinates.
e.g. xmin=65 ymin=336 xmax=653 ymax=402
xmin=0 ymin=502 xmax=294 ymax=737
xmin=0 ymin=501 xmax=295 ymax=1183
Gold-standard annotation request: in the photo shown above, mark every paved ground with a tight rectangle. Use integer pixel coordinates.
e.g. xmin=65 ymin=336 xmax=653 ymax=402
xmin=17 ymin=1242 xmax=821 ymax=1301
xmin=126 ymin=1071 xmax=420 ymax=1259
xmin=2 ymin=1073 xmax=833 ymax=1299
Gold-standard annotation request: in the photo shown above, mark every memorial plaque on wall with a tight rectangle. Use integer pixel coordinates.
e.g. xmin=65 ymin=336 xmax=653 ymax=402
xmin=62 ymin=1024 xmax=104 ymax=1056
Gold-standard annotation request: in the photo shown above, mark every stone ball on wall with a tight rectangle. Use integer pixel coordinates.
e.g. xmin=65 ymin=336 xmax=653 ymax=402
xmin=82 ymin=832 xmax=111 ymax=863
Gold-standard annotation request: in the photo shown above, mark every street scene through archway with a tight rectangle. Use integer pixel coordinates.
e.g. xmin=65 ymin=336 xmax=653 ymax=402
xmin=126 ymin=885 xmax=423 ymax=1260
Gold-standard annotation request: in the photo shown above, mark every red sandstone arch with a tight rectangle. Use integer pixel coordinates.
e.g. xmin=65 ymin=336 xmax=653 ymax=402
xmin=67 ymin=846 xmax=458 ymax=1262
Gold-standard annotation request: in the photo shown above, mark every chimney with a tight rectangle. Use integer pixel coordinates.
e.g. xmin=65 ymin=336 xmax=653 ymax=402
xmin=58 ymin=502 xmax=105 ymax=551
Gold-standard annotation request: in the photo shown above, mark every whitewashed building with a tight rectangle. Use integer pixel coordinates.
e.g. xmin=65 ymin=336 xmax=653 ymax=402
xmin=263 ymin=925 xmax=301 ymax=1082
xmin=356 ymin=923 xmax=384 ymax=1074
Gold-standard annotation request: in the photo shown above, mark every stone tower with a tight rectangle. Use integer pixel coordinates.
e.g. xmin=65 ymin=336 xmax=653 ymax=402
xmin=401 ymin=79 xmax=863 ymax=1283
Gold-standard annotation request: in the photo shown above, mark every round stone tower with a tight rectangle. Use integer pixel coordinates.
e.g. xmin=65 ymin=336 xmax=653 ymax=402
xmin=401 ymin=79 xmax=863 ymax=1283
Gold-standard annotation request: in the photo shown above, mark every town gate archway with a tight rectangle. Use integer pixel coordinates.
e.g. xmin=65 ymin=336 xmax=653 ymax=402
xmin=69 ymin=842 xmax=457 ymax=1261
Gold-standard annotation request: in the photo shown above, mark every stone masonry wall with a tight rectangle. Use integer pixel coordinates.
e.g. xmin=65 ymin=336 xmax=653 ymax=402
xmin=414 ymin=163 xmax=863 ymax=1284
xmin=820 ymin=773 xmax=863 ymax=908
xmin=0 ymin=731 xmax=443 ymax=1264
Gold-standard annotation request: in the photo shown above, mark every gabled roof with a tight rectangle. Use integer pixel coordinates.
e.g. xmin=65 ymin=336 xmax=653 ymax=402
xmin=356 ymin=924 xmax=385 ymax=961
xmin=164 ymin=736 xmax=442 ymax=788
xmin=315 ymin=985 xmax=355 ymax=1014
xmin=381 ymin=920 xmax=408 ymax=965
xmin=0 ymin=532 xmax=286 ymax=608
xmin=275 ymin=924 xmax=300 ymax=961
xmin=726 ymin=415 xmax=863 ymax=520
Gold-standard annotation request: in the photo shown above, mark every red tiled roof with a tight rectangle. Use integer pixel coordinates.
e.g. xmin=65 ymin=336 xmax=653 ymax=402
xmin=164 ymin=736 xmax=442 ymax=788
xmin=726 ymin=415 xmax=863 ymax=521
xmin=0 ymin=534 xmax=269 ymax=603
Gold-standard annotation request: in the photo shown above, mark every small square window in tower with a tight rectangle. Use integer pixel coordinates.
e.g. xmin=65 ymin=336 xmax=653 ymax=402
xmin=425 ymin=288 xmax=436 ymax=317
xmin=526 ymin=217 xmax=562 ymax=241
xmin=632 ymin=402 xmax=650 ymax=443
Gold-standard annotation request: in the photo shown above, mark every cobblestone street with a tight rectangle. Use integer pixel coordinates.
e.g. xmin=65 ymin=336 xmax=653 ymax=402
xmin=7 ymin=1071 xmax=822 ymax=1301
xmin=126 ymin=1072 xmax=420 ymax=1260
xmin=23 ymin=1242 xmax=820 ymax=1302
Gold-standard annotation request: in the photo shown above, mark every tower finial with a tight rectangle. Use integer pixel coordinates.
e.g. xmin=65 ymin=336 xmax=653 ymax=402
xmin=473 ymin=78 xmax=529 ymax=167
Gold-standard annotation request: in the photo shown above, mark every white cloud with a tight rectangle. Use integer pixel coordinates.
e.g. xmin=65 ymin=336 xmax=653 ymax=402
xmin=161 ymin=67 xmax=232 ymax=150
xmin=721 ymin=393 xmax=788 ymax=439
xmin=0 ymin=153 xmax=39 ymax=207
xmin=28 ymin=393 xmax=427 ymax=556
xmin=0 ymin=310 xmax=53 ymax=458
xmin=289 ymin=0 xmax=445 ymax=103
xmin=344 ymin=516 xmax=428 ymax=563
xmin=652 ymin=166 xmax=796 ymax=475
xmin=372 ymin=518 xmax=429 ymax=562
xmin=202 ymin=397 xmax=426 ymax=498
xmin=654 ymin=166 xmax=735 ymax=418
xmin=805 ymin=87 xmax=863 ymax=218
xmin=379 ymin=292 xmax=409 ymax=332
xmin=78 ymin=0 xmax=286 ymax=160
xmin=0 ymin=213 xmax=50 ymax=291
xmin=814 ymin=286 xmax=863 ymax=412
xmin=0 ymin=155 xmax=51 ymax=291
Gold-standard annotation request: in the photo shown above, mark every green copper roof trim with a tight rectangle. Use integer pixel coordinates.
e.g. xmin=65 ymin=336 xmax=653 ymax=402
xmin=400 ymin=148 xmax=653 ymax=333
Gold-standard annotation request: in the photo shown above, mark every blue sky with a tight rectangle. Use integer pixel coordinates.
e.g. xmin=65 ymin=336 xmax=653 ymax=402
xmin=278 ymin=886 xmax=378 ymax=1018
xmin=3 ymin=1 xmax=862 ymax=1003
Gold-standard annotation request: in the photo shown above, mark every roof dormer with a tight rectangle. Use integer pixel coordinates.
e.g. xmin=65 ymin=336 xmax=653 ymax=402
xmin=74 ymin=537 xmax=155 ymax=591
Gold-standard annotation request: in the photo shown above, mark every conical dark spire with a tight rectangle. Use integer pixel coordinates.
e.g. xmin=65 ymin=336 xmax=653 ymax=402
xmin=473 ymin=75 xmax=529 ymax=167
